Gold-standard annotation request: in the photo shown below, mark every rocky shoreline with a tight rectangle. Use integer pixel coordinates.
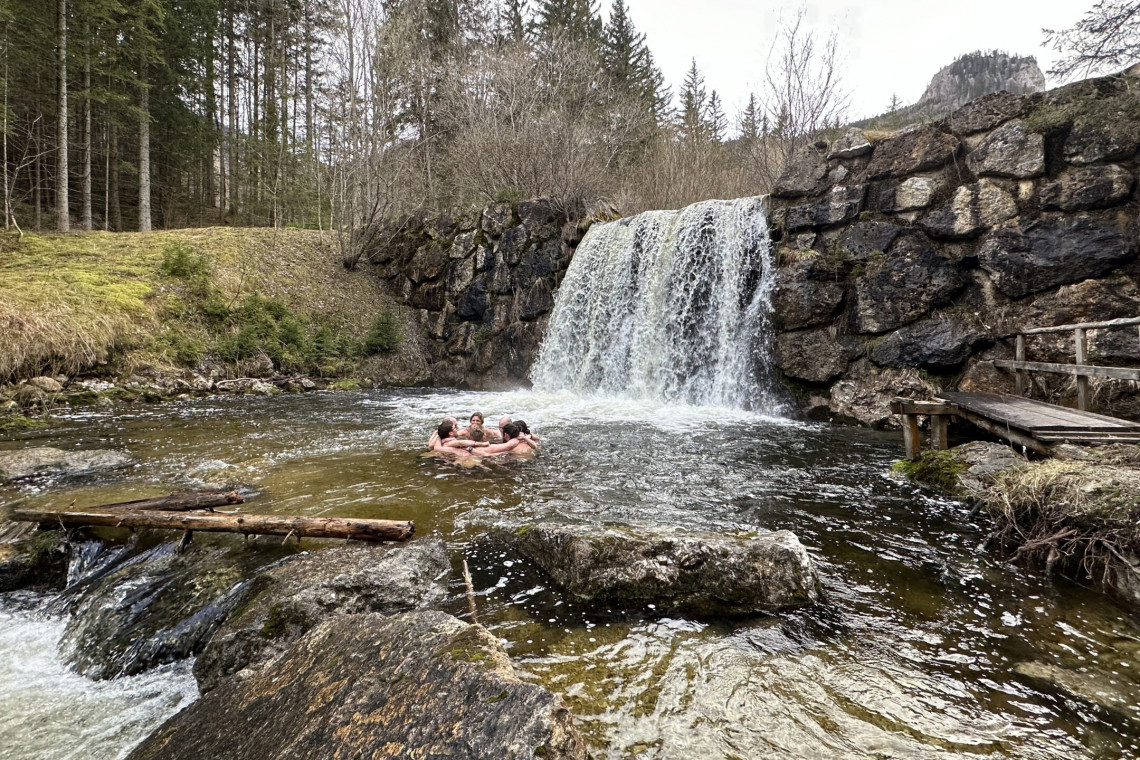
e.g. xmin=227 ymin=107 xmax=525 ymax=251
xmin=0 ymin=514 xmax=821 ymax=758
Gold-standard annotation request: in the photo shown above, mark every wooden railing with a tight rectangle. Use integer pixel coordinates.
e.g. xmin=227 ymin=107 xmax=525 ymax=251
xmin=995 ymin=316 xmax=1140 ymax=411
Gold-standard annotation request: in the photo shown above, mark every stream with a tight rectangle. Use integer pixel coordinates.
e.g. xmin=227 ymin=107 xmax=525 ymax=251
xmin=2 ymin=388 xmax=1140 ymax=759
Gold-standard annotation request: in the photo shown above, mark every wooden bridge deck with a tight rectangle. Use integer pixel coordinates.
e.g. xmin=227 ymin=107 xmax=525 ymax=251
xmin=935 ymin=392 xmax=1140 ymax=444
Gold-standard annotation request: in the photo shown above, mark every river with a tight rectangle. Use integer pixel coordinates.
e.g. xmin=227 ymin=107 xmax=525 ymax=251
xmin=2 ymin=388 xmax=1139 ymax=759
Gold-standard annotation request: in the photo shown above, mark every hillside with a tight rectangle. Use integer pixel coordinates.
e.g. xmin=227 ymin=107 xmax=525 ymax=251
xmin=0 ymin=228 xmax=418 ymax=385
xmin=858 ymin=51 xmax=1046 ymax=129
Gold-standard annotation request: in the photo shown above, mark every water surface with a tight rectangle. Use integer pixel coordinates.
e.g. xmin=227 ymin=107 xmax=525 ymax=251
xmin=2 ymin=389 xmax=1139 ymax=759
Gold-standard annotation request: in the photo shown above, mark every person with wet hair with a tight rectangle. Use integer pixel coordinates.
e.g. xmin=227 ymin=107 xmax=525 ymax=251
xmin=475 ymin=421 xmax=539 ymax=457
xmin=427 ymin=416 xmax=458 ymax=449
xmin=459 ymin=412 xmax=485 ymax=438
xmin=431 ymin=419 xmax=490 ymax=454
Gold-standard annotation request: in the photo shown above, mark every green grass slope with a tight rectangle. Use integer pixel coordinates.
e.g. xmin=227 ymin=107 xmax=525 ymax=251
xmin=0 ymin=228 xmax=408 ymax=382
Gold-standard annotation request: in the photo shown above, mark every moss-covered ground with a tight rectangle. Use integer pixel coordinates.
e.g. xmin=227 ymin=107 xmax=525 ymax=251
xmin=0 ymin=227 xmax=404 ymax=381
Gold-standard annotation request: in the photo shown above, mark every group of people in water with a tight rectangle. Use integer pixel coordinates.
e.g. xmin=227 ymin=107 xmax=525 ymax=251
xmin=427 ymin=412 xmax=540 ymax=458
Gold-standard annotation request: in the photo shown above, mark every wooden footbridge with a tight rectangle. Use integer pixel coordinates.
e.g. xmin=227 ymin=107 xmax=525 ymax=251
xmin=892 ymin=317 xmax=1140 ymax=459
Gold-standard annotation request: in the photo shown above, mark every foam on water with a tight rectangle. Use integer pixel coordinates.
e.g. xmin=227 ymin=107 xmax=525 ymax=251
xmin=0 ymin=598 xmax=197 ymax=760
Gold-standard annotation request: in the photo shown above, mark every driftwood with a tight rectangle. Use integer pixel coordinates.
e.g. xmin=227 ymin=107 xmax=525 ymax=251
xmin=95 ymin=490 xmax=244 ymax=512
xmin=7 ymin=506 xmax=415 ymax=543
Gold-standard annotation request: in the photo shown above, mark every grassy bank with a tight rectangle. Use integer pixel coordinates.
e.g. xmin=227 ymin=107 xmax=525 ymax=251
xmin=0 ymin=228 xmax=409 ymax=382
xmin=896 ymin=443 xmax=1140 ymax=604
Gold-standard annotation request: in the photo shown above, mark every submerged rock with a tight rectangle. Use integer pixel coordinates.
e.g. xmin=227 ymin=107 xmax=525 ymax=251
xmin=128 ymin=611 xmax=589 ymax=760
xmin=1015 ymin=661 xmax=1140 ymax=725
xmin=0 ymin=529 xmax=67 ymax=591
xmin=0 ymin=446 xmax=133 ymax=483
xmin=492 ymin=522 xmax=821 ymax=616
xmin=194 ymin=538 xmax=449 ymax=692
xmin=57 ymin=542 xmax=280 ymax=679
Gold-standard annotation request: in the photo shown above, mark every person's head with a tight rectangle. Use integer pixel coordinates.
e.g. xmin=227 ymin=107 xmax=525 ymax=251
xmin=498 ymin=415 xmax=512 ymax=431
xmin=502 ymin=422 xmax=521 ymax=440
xmin=437 ymin=421 xmax=455 ymax=440
xmin=515 ymin=420 xmax=530 ymax=435
xmin=469 ymin=412 xmax=484 ymax=427
xmin=444 ymin=416 xmax=457 ymax=428
xmin=468 ymin=424 xmax=485 ymax=442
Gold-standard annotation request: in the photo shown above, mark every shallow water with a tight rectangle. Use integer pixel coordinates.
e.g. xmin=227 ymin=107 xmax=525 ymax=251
xmin=3 ymin=389 xmax=1140 ymax=759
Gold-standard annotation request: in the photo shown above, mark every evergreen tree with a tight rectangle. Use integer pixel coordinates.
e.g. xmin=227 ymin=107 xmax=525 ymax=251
xmin=534 ymin=0 xmax=602 ymax=46
xmin=706 ymin=89 xmax=725 ymax=142
xmin=498 ymin=0 xmax=528 ymax=44
xmin=677 ymin=58 xmax=707 ymax=141
xmin=739 ymin=93 xmax=760 ymax=144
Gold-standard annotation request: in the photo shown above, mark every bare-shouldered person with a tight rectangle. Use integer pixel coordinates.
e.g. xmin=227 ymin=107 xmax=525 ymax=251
xmin=474 ymin=422 xmax=539 ymax=457
xmin=431 ymin=420 xmax=491 ymax=455
xmin=428 ymin=416 xmax=458 ymax=449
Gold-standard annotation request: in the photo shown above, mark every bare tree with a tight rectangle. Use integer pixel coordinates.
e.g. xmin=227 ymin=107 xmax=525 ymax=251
xmin=1045 ymin=1 xmax=1140 ymax=79
xmin=756 ymin=8 xmax=849 ymax=187
xmin=56 ymin=0 xmax=68 ymax=232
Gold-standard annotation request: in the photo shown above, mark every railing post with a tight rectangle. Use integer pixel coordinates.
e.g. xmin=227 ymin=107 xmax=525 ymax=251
xmin=1015 ymin=334 xmax=1026 ymax=396
xmin=1075 ymin=327 xmax=1089 ymax=411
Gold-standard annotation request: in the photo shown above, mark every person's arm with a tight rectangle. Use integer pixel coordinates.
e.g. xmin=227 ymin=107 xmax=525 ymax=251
xmin=443 ymin=438 xmax=488 ymax=448
xmin=428 ymin=433 xmax=440 ymax=449
xmin=476 ymin=438 xmax=521 ymax=456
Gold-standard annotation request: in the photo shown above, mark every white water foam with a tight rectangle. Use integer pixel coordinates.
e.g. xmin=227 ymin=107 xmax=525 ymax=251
xmin=531 ymin=196 xmax=782 ymax=412
xmin=0 ymin=600 xmax=197 ymax=760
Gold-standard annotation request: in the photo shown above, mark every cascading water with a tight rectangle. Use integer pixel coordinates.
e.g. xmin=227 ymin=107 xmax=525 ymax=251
xmin=531 ymin=196 xmax=782 ymax=411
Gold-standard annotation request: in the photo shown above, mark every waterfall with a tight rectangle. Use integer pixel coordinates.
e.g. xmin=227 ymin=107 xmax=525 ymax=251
xmin=531 ymin=196 xmax=782 ymax=411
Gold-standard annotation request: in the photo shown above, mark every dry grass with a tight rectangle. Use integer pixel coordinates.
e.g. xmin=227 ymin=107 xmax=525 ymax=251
xmin=986 ymin=457 xmax=1140 ymax=580
xmin=0 ymin=227 xmax=400 ymax=381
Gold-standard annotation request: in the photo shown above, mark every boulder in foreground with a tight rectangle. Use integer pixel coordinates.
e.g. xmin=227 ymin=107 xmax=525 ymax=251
xmin=194 ymin=538 xmax=449 ymax=692
xmin=492 ymin=522 xmax=822 ymax=616
xmin=0 ymin=446 xmax=132 ymax=482
xmin=128 ymin=611 xmax=589 ymax=760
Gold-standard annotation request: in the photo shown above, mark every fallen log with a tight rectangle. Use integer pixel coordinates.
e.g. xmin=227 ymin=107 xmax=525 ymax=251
xmin=95 ymin=490 xmax=244 ymax=512
xmin=6 ymin=507 xmax=414 ymax=543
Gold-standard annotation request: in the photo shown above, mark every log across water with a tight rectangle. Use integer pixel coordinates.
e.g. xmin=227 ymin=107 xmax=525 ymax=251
xmin=7 ymin=506 xmax=415 ymax=543
xmin=98 ymin=490 xmax=245 ymax=512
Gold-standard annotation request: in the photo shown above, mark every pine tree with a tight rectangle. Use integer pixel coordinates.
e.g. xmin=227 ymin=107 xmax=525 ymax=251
xmin=498 ymin=0 xmax=528 ymax=44
xmin=677 ymin=58 xmax=707 ymax=142
xmin=534 ymin=0 xmax=602 ymax=46
xmin=706 ymin=89 xmax=725 ymax=142
xmin=739 ymin=93 xmax=760 ymax=144
xmin=888 ymin=92 xmax=901 ymax=111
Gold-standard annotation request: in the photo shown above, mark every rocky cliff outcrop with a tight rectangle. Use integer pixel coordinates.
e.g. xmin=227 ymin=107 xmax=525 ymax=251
xmin=917 ymin=51 xmax=1045 ymax=114
xmin=366 ymin=199 xmax=617 ymax=389
xmin=767 ymin=72 xmax=1140 ymax=426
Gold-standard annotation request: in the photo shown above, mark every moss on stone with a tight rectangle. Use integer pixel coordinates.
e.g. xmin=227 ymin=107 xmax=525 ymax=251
xmin=892 ymin=450 xmax=968 ymax=494
xmin=260 ymin=601 xmax=309 ymax=639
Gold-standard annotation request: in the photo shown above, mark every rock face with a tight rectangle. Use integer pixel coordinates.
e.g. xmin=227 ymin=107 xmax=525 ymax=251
xmin=0 ymin=446 xmax=133 ymax=482
xmin=366 ymin=198 xmax=618 ymax=389
xmin=916 ymin=52 xmax=1045 ymax=114
xmin=194 ymin=538 xmax=449 ymax=692
xmin=0 ymin=530 xmax=67 ymax=591
xmin=767 ymin=71 xmax=1140 ymax=422
xmin=492 ymin=522 xmax=821 ymax=616
xmin=57 ymin=542 xmax=277 ymax=679
xmin=128 ymin=611 xmax=588 ymax=760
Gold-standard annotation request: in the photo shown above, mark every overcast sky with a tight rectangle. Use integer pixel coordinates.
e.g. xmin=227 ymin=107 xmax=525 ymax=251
xmin=603 ymin=1 xmax=1094 ymax=126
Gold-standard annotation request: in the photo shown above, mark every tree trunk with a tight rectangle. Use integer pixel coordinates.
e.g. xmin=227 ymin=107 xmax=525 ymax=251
xmin=95 ymin=490 xmax=244 ymax=512
xmin=56 ymin=0 xmax=69 ymax=232
xmin=80 ymin=21 xmax=91 ymax=230
xmin=2 ymin=23 xmax=9 ymax=230
xmin=109 ymin=122 xmax=121 ymax=231
xmin=226 ymin=6 xmax=237 ymax=217
xmin=138 ymin=58 xmax=151 ymax=231
xmin=8 ymin=506 xmax=416 ymax=543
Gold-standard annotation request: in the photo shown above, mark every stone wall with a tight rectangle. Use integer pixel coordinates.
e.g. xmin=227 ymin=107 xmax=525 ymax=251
xmin=765 ymin=73 xmax=1140 ymax=426
xmin=366 ymin=199 xmax=615 ymax=389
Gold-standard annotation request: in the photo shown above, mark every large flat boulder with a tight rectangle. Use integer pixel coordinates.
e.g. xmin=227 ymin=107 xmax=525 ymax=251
xmin=127 ymin=611 xmax=589 ymax=760
xmin=772 ymin=257 xmax=847 ymax=331
xmin=776 ymin=327 xmax=862 ymax=383
xmin=978 ymin=215 xmax=1134 ymax=299
xmin=870 ymin=316 xmax=990 ymax=371
xmin=0 ymin=447 xmax=133 ymax=482
xmin=865 ymin=125 xmax=960 ymax=180
xmin=1039 ymin=164 xmax=1134 ymax=212
xmin=194 ymin=538 xmax=449 ymax=692
xmin=852 ymin=236 xmax=966 ymax=334
xmin=965 ymin=119 xmax=1044 ymax=179
xmin=492 ymin=522 xmax=821 ymax=616
xmin=920 ymin=179 xmax=1018 ymax=239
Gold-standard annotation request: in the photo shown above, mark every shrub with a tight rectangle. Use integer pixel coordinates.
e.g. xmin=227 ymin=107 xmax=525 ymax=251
xmin=363 ymin=311 xmax=403 ymax=355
